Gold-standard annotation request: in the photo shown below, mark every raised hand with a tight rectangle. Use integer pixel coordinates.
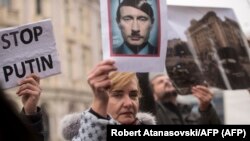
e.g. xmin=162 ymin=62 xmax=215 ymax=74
xmin=87 ymin=59 xmax=117 ymax=117
xmin=191 ymin=85 xmax=213 ymax=112
xmin=16 ymin=74 xmax=42 ymax=115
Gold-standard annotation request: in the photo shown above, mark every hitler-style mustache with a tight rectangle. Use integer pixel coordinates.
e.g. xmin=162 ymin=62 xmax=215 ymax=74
xmin=130 ymin=31 xmax=143 ymax=38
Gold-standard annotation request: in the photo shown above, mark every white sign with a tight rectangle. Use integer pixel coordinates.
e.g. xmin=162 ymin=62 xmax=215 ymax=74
xmin=100 ymin=0 xmax=168 ymax=72
xmin=0 ymin=19 xmax=61 ymax=89
xmin=224 ymin=90 xmax=250 ymax=124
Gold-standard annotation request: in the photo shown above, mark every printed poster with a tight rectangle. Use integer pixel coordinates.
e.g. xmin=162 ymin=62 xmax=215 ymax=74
xmin=166 ymin=5 xmax=250 ymax=94
xmin=0 ymin=19 xmax=61 ymax=89
xmin=100 ymin=0 xmax=168 ymax=72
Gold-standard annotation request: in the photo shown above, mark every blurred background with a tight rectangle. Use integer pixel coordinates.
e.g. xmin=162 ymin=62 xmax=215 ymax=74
xmin=0 ymin=0 xmax=249 ymax=141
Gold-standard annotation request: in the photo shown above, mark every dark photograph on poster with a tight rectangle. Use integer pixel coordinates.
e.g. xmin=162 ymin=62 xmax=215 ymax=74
xmin=166 ymin=5 xmax=250 ymax=94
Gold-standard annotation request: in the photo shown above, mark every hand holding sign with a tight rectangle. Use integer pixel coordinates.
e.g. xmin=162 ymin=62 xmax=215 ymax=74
xmin=16 ymin=73 xmax=41 ymax=115
xmin=0 ymin=19 xmax=61 ymax=89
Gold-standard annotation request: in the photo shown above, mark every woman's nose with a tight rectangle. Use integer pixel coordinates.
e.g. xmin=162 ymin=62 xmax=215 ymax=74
xmin=123 ymin=95 xmax=133 ymax=107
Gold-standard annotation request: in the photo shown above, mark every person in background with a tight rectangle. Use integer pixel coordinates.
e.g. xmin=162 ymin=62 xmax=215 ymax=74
xmin=0 ymin=74 xmax=44 ymax=141
xmin=61 ymin=59 xmax=156 ymax=141
xmin=150 ymin=73 xmax=221 ymax=124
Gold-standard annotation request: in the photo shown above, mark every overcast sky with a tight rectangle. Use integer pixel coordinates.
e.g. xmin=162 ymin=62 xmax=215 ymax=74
xmin=167 ymin=0 xmax=250 ymax=38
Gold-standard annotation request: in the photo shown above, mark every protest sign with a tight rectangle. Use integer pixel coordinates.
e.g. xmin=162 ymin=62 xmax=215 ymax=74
xmin=0 ymin=19 xmax=61 ymax=89
xmin=166 ymin=5 xmax=250 ymax=94
xmin=100 ymin=0 xmax=168 ymax=72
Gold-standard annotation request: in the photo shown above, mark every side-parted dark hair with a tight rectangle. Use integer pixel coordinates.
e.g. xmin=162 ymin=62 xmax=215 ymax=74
xmin=116 ymin=0 xmax=154 ymax=23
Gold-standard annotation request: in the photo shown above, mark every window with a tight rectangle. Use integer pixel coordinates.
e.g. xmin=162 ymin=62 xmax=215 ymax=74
xmin=65 ymin=0 xmax=70 ymax=25
xmin=0 ymin=0 xmax=11 ymax=8
xmin=67 ymin=44 xmax=73 ymax=79
xmin=79 ymin=8 xmax=84 ymax=33
xmin=36 ymin=0 xmax=42 ymax=15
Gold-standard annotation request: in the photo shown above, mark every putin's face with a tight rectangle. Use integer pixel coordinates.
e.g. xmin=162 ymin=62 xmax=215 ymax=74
xmin=118 ymin=6 xmax=153 ymax=46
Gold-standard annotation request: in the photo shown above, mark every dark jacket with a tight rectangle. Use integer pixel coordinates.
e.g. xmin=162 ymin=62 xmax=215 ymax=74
xmin=0 ymin=91 xmax=44 ymax=141
xmin=155 ymin=101 xmax=222 ymax=125
xmin=137 ymin=73 xmax=156 ymax=115
xmin=135 ymin=73 xmax=221 ymax=125
xmin=21 ymin=107 xmax=44 ymax=141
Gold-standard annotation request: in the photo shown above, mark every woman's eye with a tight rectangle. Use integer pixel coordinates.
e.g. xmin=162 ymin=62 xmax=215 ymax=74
xmin=111 ymin=91 xmax=123 ymax=97
xmin=130 ymin=91 xmax=138 ymax=98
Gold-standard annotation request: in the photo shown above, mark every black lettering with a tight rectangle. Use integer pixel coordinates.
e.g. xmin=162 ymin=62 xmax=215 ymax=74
xmin=36 ymin=58 xmax=41 ymax=72
xmin=41 ymin=55 xmax=53 ymax=71
xmin=9 ymin=31 xmax=19 ymax=46
xmin=20 ymin=28 xmax=33 ymax=44
xmin=1 ymin=33 xmax=11 ymax=49
xmin=3 ymin=66 xmax=13 ymax=82
xmin=14 ymin=62 xmax=26 ymax=78
xmin=25 ymin=59 xmax=35 ymax=73
xmin=2 ymin=55 xmax=54 ymax=83
xmin=33 ymin=26 xmax=43 ymax=41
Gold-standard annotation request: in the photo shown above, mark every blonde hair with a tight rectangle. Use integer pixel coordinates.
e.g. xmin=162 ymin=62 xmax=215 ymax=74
xmin=109 ymin=72 xmax=142 ymax=97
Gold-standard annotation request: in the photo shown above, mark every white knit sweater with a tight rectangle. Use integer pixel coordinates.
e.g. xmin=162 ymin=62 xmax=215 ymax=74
xmin=60 ymin=109 xmax=156 ymax=141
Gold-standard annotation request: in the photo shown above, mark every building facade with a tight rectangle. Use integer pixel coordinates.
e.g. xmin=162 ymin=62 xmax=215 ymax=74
xmin=186 ymin=11 xmax=247 ymax=61
xmin=186 ymin=11 xmax=250 ymax=90
xmin=0 ymin=0 xmax=101 ymax=141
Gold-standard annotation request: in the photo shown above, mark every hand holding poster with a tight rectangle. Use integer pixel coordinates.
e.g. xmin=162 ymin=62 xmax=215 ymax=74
xmin=166 ymin=5 xmax=250 ymax=94
xmin=0 ymin=19 xmax=61 ymax=89
xmin=100 ymin=0 xmax=168 ymax=72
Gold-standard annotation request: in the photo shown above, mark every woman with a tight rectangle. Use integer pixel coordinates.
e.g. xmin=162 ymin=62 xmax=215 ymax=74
xmin=61 ymin=59 xmax=155 ymax=141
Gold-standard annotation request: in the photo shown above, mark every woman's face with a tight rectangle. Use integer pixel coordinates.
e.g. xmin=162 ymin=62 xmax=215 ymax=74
xmin=107 ymin=78 xmax=140 ymax=124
